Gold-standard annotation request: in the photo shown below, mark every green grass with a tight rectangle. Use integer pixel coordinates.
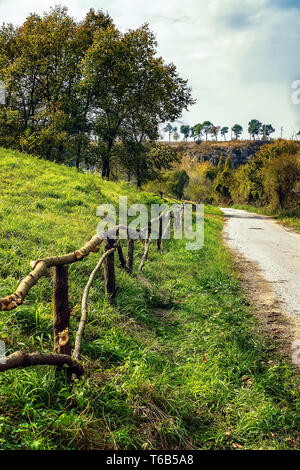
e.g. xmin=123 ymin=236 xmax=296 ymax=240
xmin=232 ymin=204 xmax=300 ymax=232
xmin=1 ymin=148 xmax=300 ymax=450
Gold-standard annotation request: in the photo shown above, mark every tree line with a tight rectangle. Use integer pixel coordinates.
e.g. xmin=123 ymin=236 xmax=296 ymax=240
xmin=0 ymin=6 xmax=194 ymax=184
xmin=163 ymin=120 xmax=275 ymax=142
xmin=148 ymin=140 xmax=300 ymax=215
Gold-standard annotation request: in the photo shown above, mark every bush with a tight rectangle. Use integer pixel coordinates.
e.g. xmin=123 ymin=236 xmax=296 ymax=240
xmin=262 ymin=152 xmax=300 ymax=212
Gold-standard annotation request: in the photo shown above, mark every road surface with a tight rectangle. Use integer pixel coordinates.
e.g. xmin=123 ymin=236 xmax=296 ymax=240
xmin=221 ymin=208 xmax=300 ymax=318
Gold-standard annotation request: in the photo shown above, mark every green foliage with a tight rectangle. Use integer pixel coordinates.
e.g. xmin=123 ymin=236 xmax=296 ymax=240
xmin=202 ymin=121 xmax=213 ymax=141
xmin=180 ymin=125 xmax=190 ymax=141
xmin=213 ymin=156 xmax=232 ymax=203
xmin=248 ymin=119 xmax=262 ymax=140
xmin=220 ymin=127 xmax=229 ymax=141
xmin=119 ymin=142 xmax=180 ymax=187
xmin=231 ymin=139 xmax=300 ymax=211
xmin=231 ymin=124 xmax=243 ymax=140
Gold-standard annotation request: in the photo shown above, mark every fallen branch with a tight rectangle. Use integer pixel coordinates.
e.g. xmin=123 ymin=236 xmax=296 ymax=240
xmin=0 ymin=351 xmax=84 ymax=377
xmin=73 ymin=245 xmax=117 ymax=361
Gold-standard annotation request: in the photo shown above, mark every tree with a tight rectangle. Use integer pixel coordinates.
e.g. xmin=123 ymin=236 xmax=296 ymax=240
xmin=214 ymin=156 xmax=232 ymax=202
xmin=221 ymin=126 xmax=229 ymax=141
xmin=260 ymin=124 xmax=275 ymax=140
xmin=202 ymin=121 xmax=213 ymax=141
xmin=210 ymin=125 xmax=220 ymax=141
xmin=231 ymin=124 xmax=243 ymax=140
xmin=192 ymin=123 xmax=204 ymax=142
xmin=82 ymin=24 xmax=195 ymax=178
xmin=180 ymin=125 xmax=190 ymax=141
xmin=0 ymin=7 xmax=195 ymax=176
xmin=163 ymin=123 xmax=173 ymax=141
xmin=173 ymin=128 xmax=179 ymax=141
xmin=119 ymin=142 xmax=180 ymax=187
xmin=262 ymin=152 xmax=300 ymax=210
xmin=248 ymin=119 xmax=262 ymax=140
xmin=0 ymin=6 xmax=113 ymax=165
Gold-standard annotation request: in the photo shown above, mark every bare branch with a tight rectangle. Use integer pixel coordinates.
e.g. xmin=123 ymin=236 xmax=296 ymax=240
xmin=73 ymin=246 xmax=117 ymax=361
xmin=0 ymin=351 xmax=84 ymax=377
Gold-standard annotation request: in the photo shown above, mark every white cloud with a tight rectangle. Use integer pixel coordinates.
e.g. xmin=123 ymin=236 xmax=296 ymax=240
xmin=0 ymin=0 xmax=299 ymax=137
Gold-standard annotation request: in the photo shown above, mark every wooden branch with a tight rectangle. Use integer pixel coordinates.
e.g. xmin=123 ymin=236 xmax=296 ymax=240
xmin=126 ymin=238 xmax=135 ymax=274
xmin=0 ymin=351 xmax=84 ymax=377
xmin=73 ymin=246 xmax=116 ymax=361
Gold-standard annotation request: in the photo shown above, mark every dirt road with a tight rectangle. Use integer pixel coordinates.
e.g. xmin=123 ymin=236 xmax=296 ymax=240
xmin=222 ymin=208 xmax=300 ymax=319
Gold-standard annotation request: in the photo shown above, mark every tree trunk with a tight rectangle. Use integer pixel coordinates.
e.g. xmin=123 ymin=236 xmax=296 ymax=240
xmin=53 ymin=266 xmax=71 ymax=356
xmin=157 ymin=216 xmax=163 ymax=250
xmin=117 ymin=243 xmax=126 ymax=270
xmin=126 ymin=238 xmax=134 ymax=274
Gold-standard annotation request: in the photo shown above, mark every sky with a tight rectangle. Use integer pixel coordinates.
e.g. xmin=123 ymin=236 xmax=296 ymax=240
xmin=0 ymin=0 xmax=300 ymax=139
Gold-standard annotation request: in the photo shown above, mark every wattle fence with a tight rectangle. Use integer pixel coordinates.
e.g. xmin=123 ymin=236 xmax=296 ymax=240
xmin=0 ymin=199 xmax=187 ymax=378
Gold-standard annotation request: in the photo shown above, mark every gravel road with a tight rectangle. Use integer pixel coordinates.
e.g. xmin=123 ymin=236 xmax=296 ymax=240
xmin=222 ymin=208 xmax=300 ymax=318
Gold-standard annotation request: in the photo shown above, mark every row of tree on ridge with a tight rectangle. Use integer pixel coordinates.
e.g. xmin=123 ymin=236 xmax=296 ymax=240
xmin=163 ymin=120 xmax=276 ymax=142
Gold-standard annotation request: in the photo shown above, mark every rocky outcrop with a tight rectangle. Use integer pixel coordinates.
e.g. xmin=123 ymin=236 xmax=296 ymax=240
xmin=174 ymin=140 xmax=272 ymax=168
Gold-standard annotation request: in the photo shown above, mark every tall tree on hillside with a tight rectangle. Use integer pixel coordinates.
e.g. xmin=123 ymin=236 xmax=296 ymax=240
xmin=180 ymin=125 xmax=190 ymax=141
xmin=163 ymin=123 xmax=173 ymax=141
xmin=248 ymin=119 xmax=262 ymax=140
xmin=202 ymin=121 xmax=213 ymax=141
xmin=232 ymin=124 xmax=243 ymax=140
xmin=221 ymin=126 xmax=229 ymax=141
xmin=82 ymin=24 xmax=194 ymax=178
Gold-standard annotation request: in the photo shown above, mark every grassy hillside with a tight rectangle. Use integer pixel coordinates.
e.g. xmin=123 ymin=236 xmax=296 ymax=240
xmin=1 ymin=148 xmax=300 ymax=450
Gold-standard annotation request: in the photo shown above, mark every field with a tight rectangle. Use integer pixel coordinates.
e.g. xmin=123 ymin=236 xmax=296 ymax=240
xmin=1 ymin=148 xmax=300 ymax=450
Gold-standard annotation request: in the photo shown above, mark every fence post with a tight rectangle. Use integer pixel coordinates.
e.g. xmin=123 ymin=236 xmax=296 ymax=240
xmin=157 ymin=215 xmax=163 ymax=250
xmin=126 ymin=238 xmax=134 ymax=274
xmin=117 ymin=243 xmax=126 ymax=270
xmin=103 ymin=239 xmax=116 ymax=298
xmin=53 ymin=265 xmax=71 ymax=356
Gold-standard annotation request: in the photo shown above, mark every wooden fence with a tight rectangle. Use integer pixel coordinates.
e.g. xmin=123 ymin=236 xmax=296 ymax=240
xmin=0 ymin=203 xmax=184 ymax=378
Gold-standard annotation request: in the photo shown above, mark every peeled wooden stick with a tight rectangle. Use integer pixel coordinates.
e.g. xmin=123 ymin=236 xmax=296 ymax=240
xmin=73 ymin=245 xmax=117 ymax=361
xmin=0 ymin=351 xmax=84 ymax=377
xmin=139 ymin=222 xmax=152 ymax=273
xmin=126 ymin=239 xmax=135 ymax=274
